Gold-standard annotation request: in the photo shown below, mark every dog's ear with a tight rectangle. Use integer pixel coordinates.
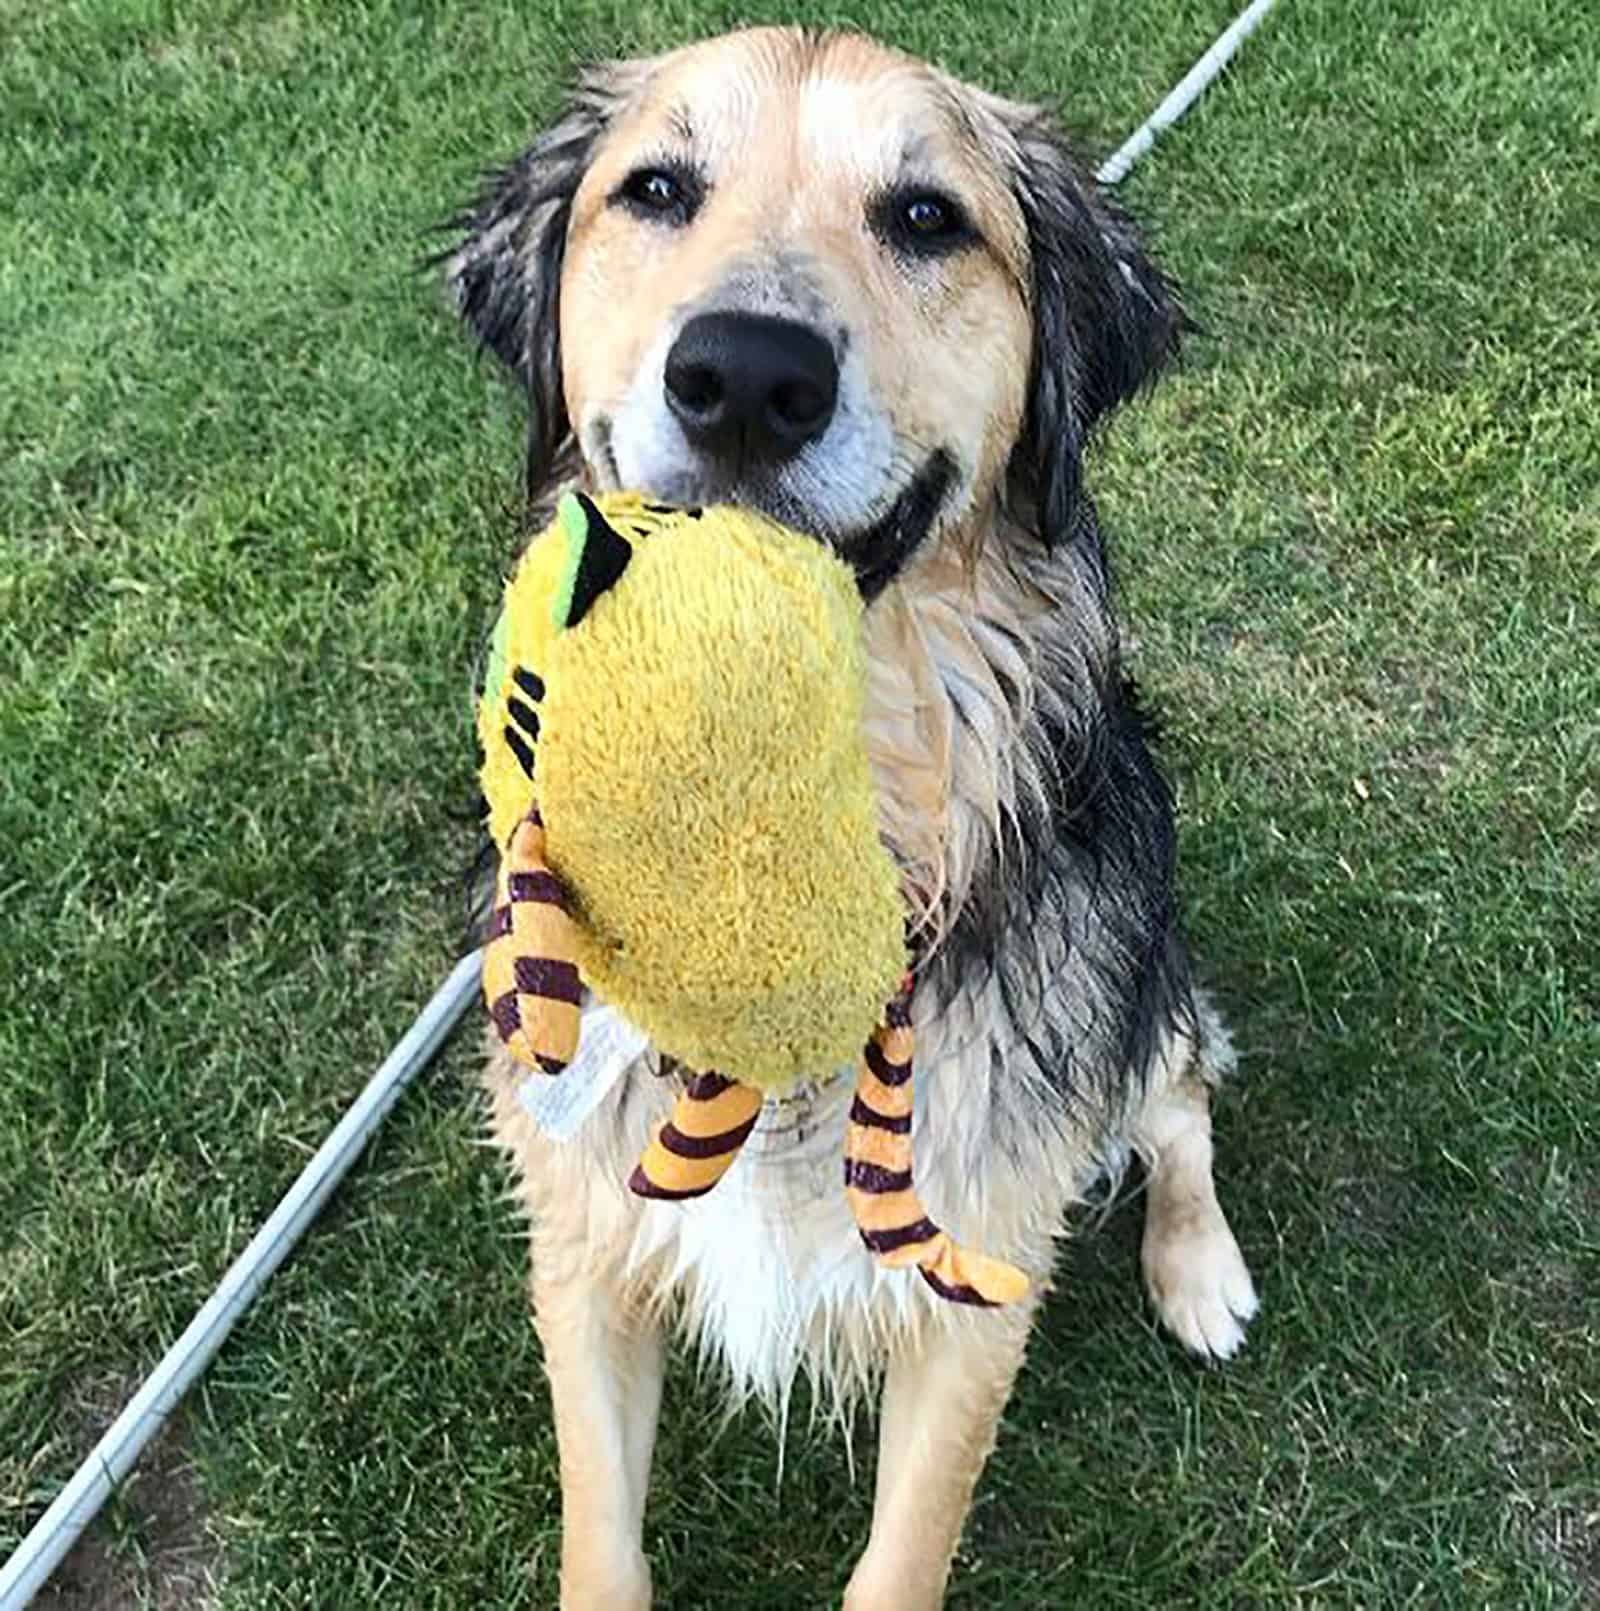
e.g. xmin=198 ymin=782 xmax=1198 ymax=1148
xmin=441 ymin=62 xmax=651 ymax=494
xmin=1002 ymin=110 xmax=1186 ymax=542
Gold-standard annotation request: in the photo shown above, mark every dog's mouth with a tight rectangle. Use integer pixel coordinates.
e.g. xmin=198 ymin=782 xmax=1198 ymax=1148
xmin=589 ymin=418 xmax=957 ymax=601
xmin=831 ymin=449 xmax=957 ymax=601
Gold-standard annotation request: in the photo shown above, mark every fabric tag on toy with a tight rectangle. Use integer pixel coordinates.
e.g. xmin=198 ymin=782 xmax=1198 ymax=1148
xmin=515 ymin=1001 xmax=651 ymax=1141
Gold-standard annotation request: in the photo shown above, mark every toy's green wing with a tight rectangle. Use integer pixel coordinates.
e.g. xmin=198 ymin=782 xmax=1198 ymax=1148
xmin=552 ymin=492 xmax=634 ymax=631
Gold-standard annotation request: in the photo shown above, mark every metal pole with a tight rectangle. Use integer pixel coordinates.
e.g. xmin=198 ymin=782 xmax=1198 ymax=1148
xmin=1098 ymin=0 xmax=1280 ymax=185
xmin=0 ymin=950 xmax=483 ymax=1609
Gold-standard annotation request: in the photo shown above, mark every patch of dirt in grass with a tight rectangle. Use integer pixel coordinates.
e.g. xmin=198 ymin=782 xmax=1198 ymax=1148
xmin=34 ymin=1378 xmax=221 ymax=1611
xmin=1534 ymin=1502 xmax=1600 ymax=1600
xmin=1326 ymin=1167 xmax=1426 ymax=1253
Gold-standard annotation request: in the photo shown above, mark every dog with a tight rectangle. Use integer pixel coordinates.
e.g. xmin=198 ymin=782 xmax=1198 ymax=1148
xmin=443 ymin=27 xmax=1258 ymax=1609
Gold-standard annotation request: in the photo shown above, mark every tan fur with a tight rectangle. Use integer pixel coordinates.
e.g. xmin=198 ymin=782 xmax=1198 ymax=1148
xmin=843 ymin=1303 xmax=1035 ymax=1610
xmin=473 ymin=27 xmax=1257 ymax=1607
xmin=559 ymin=31 xmax=1033 ymax=557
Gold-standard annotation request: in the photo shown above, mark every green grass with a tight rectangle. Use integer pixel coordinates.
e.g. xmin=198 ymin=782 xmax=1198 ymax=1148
xmin=3 ymin=0 xmax=1597 ymax=1605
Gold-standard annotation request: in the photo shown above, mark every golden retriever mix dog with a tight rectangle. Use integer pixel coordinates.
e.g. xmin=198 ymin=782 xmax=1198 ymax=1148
xmin=444 ymin=26 xmax=1258 ymax=1609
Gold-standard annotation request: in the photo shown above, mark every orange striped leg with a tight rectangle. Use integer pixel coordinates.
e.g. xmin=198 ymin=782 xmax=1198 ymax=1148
xmin=482 ymin=811 xmax=583 ymax=1075
xmin=844 ymin=981 xmax=1030 ymax=1307
xmin=629 ymin=1073 xmax=764 ymax=1201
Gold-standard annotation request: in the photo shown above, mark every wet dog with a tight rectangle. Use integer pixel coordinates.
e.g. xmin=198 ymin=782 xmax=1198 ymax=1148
xmin=444 ymin=27 xmax=1257 ymax=1609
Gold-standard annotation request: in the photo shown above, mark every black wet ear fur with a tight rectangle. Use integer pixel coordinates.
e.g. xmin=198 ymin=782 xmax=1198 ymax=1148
xmin=1005 ymin=113 xmax=1188 ymax=542
xmin=439 ymin=65 xmax=646 ymax=497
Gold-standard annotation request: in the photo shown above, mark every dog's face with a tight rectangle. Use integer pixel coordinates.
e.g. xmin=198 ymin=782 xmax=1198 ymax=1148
xmin=557 ymin=31 xmax=1032 ymax=579
xmin=447 ymin=28 xmax=1184 ymax=592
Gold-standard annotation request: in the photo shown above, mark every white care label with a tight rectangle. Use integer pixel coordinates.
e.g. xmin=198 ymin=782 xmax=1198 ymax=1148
xmin=515 ymin=1002 xmax=652 ymax=1141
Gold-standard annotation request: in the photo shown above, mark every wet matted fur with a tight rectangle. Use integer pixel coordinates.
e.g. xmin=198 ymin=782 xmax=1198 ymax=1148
xmin=443 ymin=27 xmax=1258 ymax=1610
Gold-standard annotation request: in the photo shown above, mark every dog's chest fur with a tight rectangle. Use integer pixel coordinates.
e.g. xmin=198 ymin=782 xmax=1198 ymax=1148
xmin=498 ymin=969 xmax=1114 ymax=1415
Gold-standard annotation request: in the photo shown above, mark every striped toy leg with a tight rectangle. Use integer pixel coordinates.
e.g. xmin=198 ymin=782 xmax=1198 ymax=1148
xmin=482 ymin=810 xmax=583 ymax=1075
xmin=843 ymin=980 xmax=1030 ymax=1307
xmin=628 ymin=1072 xmax=764 ymax=1201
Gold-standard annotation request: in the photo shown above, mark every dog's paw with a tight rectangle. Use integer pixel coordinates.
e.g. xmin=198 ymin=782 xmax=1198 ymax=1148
xmin=1142 ymin=1208 xmax=1259 ymax=1361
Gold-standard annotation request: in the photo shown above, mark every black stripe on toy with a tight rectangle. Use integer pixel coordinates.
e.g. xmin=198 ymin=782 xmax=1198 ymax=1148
xmin=864 ymin=1039 xmax=911 ymax=1086
xmin=684 ymin=1072 xmax=736 ymax=1100
xmin=565 ymin=493 xmax=633 ymax=627
xmin=843 ymin=1159 xmax=914 ymax=1193
xmin=919 ymin=1268 xmax=997 ymax=1307
xmin=849 ymin=1095 xmax=911 ymax=1133
xmin=489 ymin=991 xmax=521 ymax=1041
xmin=507 ymin=697 xmax=541 ymax=739
xmin=658 ymin=1115 xmax=760 ymax=1159
xmin=627 ymin=1164 xmax=716 ymax=1202
xmin=859 ymin=1217 xmax=940 ymax=1255
xmin=512 ymin=666 xmax=545 ymax=702
xmin=507 ymin=870 xmax=569 ymax=907
xmin=513 ymin=956 xmax=582 ymax=1004
xmin=504 ymin=724 xmax=536 ymax=777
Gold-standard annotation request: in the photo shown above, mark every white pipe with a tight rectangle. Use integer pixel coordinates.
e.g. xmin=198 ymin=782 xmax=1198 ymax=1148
xmin=0 ymin=949 xmax=484 ymax=1610
xmin=1097 ymin=0 xmax=1280 ymax=185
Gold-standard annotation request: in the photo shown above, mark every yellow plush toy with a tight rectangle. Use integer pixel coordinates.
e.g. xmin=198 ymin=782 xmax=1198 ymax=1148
xmin=478 ymin=491 xmax=1027 ymax=1307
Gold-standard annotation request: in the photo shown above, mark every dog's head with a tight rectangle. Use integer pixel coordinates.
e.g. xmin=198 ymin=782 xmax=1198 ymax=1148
xmin=444 ymin=28 xmax=1183 ymax=593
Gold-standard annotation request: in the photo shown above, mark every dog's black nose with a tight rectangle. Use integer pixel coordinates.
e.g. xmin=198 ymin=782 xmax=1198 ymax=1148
xmin=664 ymin=313 xmax=839 ymax=464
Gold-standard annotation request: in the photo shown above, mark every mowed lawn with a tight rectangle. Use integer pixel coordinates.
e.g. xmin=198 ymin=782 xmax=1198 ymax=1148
xmin=3 ymin=0 xmax=1596 ymax=1605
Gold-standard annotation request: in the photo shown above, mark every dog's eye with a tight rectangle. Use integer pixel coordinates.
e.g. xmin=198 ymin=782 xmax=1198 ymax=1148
xmin=872 ymin=187 xmax=977 ymax=259
xmin=904 ymin=197 xmax=953 ymax=235
xmin=626 ymin=170 xmax=680 ymax=211
xmin=614 ymin=165 xmax=701 ymax=225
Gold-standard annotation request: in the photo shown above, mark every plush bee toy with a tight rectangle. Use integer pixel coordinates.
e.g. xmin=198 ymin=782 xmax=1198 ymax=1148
xmin=478 ymin=490 xmax=1027 ymax=1307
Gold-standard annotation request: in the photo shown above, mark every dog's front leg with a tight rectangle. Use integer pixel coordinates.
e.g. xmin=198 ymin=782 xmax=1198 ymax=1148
xmin=844 ymin=1305 xmax=1035 ymax=1611
xmin=1135 ymin=1065 xmax=1258 ymax=1361
xmin=532 ymin=1265 xmax=663 ymax=1610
